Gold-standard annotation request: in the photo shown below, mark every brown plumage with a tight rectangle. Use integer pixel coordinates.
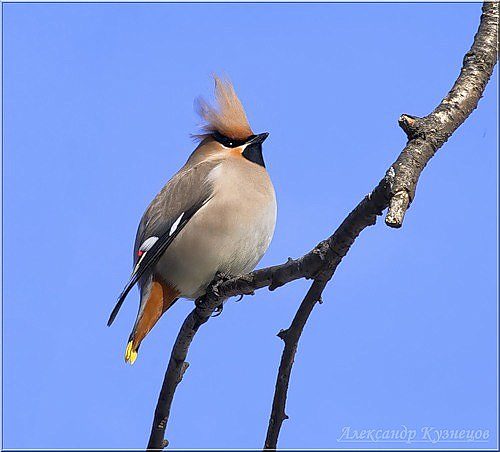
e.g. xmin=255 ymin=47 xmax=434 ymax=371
xmin=194 ymin=75 xmax=254 ymax=140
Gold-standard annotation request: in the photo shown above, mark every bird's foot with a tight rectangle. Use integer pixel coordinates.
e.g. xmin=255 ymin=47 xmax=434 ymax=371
xmin=195 ymin=272 xmax=238 ymax=315
xmin=214 ymin=271 xmax=237 ymax=284
xmin=214 ymin=272 xmax=248 ymax=302
xmin=206 ymin=271 xmax=237 ymax=298
xmin=194 ymin=294 xmax=224 ymax=316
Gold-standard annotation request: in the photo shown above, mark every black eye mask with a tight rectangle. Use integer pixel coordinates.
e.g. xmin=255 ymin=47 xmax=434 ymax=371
xmin=212 ymin=131 xmax=266 ymax=167
xmin=212 ymin=131 xmax=255 ymax=148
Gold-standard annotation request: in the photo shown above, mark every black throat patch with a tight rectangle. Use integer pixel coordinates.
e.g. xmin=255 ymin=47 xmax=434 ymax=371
xmin=242 ymin=142 xmax=265 ymax=167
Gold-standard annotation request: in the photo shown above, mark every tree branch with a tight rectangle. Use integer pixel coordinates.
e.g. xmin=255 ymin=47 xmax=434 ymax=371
xmin=385 ymin=2 xmax=498 ymax=227
xmin=264 ymin=279 xmax=327 ymax=450
xmin=147 ymin=177 xmax=390 ymax=450
xmin=146 ymin=2 xmax=497 ymax=449
xmin=264 ymin=2 xmax=498 ymax=449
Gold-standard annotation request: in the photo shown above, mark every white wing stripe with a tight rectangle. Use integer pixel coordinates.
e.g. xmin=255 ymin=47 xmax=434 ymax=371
xmin=140 ymin=236 xmax=159 ymax=253
xmin=169 ymin=213 xmax=184 ymax=236
xmin=133 ymin=236 xmax=159 ymax=274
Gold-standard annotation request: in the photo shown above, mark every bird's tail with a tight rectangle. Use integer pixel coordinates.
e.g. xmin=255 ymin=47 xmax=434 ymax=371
xmin=125 ymin=279 xmax=179 ymax=364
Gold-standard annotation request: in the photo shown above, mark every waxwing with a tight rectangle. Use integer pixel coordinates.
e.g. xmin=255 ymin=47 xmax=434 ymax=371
xmin=108 ymin=76 xmax=276 ymax=364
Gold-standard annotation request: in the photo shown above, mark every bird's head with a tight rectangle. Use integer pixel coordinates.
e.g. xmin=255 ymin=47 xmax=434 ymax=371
xmin=193 ymin=75 xmax=269 ymax=167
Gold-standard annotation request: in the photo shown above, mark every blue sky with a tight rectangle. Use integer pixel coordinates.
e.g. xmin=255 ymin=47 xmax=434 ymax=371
xmin=2 ymin=2 xmax=497 ymax=449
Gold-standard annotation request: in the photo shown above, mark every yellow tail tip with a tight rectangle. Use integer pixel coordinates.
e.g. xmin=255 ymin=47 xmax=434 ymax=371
xmin=125 ymin=341 xmax=138 ymax=365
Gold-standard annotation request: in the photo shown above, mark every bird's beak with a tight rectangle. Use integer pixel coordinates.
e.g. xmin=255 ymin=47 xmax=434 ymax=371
xmin=249 ymin=132 xmax=269 ymax=145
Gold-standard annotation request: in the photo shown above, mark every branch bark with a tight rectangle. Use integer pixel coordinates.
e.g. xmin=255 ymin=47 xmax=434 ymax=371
xmin=146 ymin=3 xmax=497 ymax=449
xmin=385 ymin=2 xmax=499 ymax=228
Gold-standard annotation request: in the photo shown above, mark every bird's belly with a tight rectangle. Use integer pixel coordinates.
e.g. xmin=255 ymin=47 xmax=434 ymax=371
xmin=155 ymin=195 xmax=276 ymax=299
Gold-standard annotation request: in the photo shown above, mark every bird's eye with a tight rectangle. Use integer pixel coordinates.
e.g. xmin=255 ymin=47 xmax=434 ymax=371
xmin=213 ymin=131 xmax=238 ymax=148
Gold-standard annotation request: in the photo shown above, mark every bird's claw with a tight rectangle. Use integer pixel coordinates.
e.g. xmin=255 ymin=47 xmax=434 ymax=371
xmin=211 ymin=303 xmax=224 ymax=317
xmin=203 ymin=272 xmax=238 ymax=316
xmin=215 ymin=271 xmax=237 ymax=284
xmin=209 ymin=271 xmax=237 ymax=296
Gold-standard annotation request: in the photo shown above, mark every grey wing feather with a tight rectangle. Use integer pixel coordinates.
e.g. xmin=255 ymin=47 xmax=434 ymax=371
xmin=133 ymin=159 xmax=220 ymax=265
xmin=107 ymin=159 xmax=221 ymax=326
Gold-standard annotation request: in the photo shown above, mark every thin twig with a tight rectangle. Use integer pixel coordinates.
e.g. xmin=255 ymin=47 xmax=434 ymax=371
xmin=264 ymin=280 xmax=327 ymax=450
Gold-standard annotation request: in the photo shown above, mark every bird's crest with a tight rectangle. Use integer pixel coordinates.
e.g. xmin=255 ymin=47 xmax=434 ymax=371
xmin=194 ymin=75 xmax=254 ymax=141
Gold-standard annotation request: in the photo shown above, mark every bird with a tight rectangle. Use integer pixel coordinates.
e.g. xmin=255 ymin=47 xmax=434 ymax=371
xmin=108 ymin=76 xmax=277 ymax=364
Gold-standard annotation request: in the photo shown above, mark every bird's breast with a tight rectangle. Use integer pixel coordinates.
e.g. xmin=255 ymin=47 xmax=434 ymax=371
xmin=156 ymin=158 xmax=277 ymax=299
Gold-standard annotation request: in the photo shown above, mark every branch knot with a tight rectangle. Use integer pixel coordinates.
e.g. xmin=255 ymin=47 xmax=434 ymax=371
xmin=269 ymin=258 xmax=295 ymax=291
xmin=398 ymin=114 xmax=425 ymax=140
xmin=277 ymin=329 xmax=289 ymax=341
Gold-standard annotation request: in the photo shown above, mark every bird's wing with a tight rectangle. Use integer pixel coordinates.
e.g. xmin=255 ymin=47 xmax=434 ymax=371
xmin=107 ymin=159 xmax=221 ymax=326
